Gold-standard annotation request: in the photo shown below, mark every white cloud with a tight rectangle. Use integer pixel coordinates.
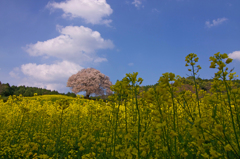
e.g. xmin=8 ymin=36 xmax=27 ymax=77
xmin=205 ymin=17 xmax=228 ymax=28
xmin=9 ymin=67 xmax=20 ymax=79
xmin=94 ymin=57 xmax=108 ymax=63
xmin=20 ymin=25 xmax=114 ymax=94
xmin=44 ymin=83 xmax=69 ymax=92
xmin=20 ymin=60 xmax=83 ymax=82
xmin=23 ymin=25 xmax=114 ymax=65
xmin=17 ymin=81 xmax=68 ymax=93
xmin=9 ymin=60 xmax=85 ymax=93
xmin=128 ymin=63 xmax=134 ymax=66
xmin=13 ymin=59 xmax=115 ymax=94
xmin=46 ymin=0 xmax=113 ymax=25
xmin=132 ymin=0 xmax=144 ymax=9
xmin=152 ymin=8 xmax=160 ymax=13
xmin=11 ymin=1 xmax=115 ymax=94
xmin=228 ymin=51 xmax=240 ymax=61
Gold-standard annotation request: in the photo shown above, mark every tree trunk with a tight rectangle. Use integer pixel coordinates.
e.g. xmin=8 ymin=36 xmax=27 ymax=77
xmin=85 ymin=94 xmax=90 ymax=99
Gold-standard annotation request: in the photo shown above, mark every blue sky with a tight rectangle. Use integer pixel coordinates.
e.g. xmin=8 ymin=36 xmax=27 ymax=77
xmin=1 ymin=0 xmax=240 ymax=97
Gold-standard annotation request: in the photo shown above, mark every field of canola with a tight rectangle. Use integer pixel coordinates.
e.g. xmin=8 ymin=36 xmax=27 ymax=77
xmin=0 ymin=52 xmax=240 ymax=159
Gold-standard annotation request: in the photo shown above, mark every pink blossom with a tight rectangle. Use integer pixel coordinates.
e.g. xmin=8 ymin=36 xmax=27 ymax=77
xmin=67 ymin=68 xmax=113 ymax=99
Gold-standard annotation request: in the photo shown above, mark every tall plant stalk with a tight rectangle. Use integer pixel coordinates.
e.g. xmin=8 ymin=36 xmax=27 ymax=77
xmin=209 ymin=52 xmax=240 ymax=154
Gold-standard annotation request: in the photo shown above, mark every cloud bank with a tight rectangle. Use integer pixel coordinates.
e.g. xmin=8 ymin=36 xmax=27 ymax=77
xmin=21 ymin=60 xmax=83 ymax=82
xmin=46 ymin=0 xmax=113 ymax=25
xmin=17 ymin=25 xmax=114 ymax=93
xmin=14 ymin=0 xmax=115 ymax=94
xmin=9 ymin=60 xmax=84 ymax=93
xmin=23 ymin=25 xmax=114 ymax=64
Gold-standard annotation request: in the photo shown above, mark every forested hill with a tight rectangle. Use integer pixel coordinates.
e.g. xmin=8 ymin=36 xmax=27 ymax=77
xmin=138 ymin=76 xmax=240 ymax=97
xmin=1 ymin=76 xmax=240 ymax=99
xmin=0 ymin=81 xmax=76 ymax=98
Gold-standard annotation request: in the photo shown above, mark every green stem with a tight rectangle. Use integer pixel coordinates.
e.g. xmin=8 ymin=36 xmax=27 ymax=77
xmin=113 ymin=95 xmax=121 ymax=159
xmin=154 ymin=87 xmax=171 ymax=155
xmin=191 ymin=63 xmax=201 ymax=118
xmin=134 ymin=86 xmax=141 ymax=159
xmin=124 ymin=98 xmax=128 ymax=134
xmin=233 ymin=92 xmax=240 ymax=133
xmin=191 ymin=64 xmax=206 ymax=145
xmin=222 ymin=70 xmax=240 ymax=153
xmin=169 ymin=87 xmax=177 ymax=159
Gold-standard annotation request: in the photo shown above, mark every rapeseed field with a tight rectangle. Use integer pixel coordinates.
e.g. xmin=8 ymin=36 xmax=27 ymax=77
xmin=0 ymin=52 xmax=239 ymax=159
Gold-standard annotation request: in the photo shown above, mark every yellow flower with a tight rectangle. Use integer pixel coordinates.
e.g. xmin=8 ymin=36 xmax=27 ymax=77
xmin=27 ymin=152 xmax=33 ymax=157
xmin=190 ymin=62 xmax=195 ymax=66
xmin=170 ymin=130 xmax=178 ymax=137
xmin=141 ymin=151 xmax=147 ymax=157
xmin=215 ymin=124 xmax=223 ymax=132
xmin=162 ymin=121 xmax=166 ymax=126
xmin=132 ymin=148 xmax=138 ymax=156
xmin=225 ymin=58 xmax=233 ymax=64
xmin=79 ymin=146 xmax=85 ymax=151
xmin=162 ymin=146 xmax=168 ymax=152
xmin=156 ymin=121 xmax=166 ymax=128
xmin=224 ymin=144 xmax=233 ymax=151
xmin=182 ymin=152 xmax=188 ymax=157
xmin=210 ymin=62 xmax=216 ymax=68
xmin=190 ymin=127 xmax=198 ymax=139
xmin=221 ymin=53 xmax=228 ymax=59
xmin=37 ymin=154 xmax=50 ymax=159
xmin=194 ymin=57 xmax=199 ymax=62
xmin=119 ymin=152 xmax=125 ymax=157
xmin=210 ymin=147 xmax=220 ymax=158
xmin=201 ymin=153 xmax=209 ymax=158
xmin=197 ymin=139 xmax=205 ymax=146
xmin=200 ymin=122 xmax=208 ymax=129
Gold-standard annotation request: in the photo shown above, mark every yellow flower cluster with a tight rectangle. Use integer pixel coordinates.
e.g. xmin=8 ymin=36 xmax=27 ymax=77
xmin=0 ymin=52 xmax=239 ymax=158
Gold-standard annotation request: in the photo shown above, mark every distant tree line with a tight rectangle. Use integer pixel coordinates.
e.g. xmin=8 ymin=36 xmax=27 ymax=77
xmin=134 ymin=76 xmax=240 ymax=99
xmin=1 ymin=76 xmax=239 ymax=100
xmin=0 ymin=81 xmax=76 ymax=98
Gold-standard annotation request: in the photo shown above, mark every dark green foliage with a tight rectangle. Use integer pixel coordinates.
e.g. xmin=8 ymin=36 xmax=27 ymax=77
xmin=0 ymin=81 xmax=3 ymax=94
xmin=81 ymin=76 xmax=240 ymax=102
xmin=0 ymin=82 xmax=71 ymax=98
xmin=66 ymin=92 xmax=77 ymax=97
xmin=1 ymin=77 xmax=239 ymax=103
xmin=145 ymin=76 xmax=240 ymax=96
xmin=0 ymin=96 xmax=8 ymax=102
xmin=0 ymin=83 xmax=13 ymax=96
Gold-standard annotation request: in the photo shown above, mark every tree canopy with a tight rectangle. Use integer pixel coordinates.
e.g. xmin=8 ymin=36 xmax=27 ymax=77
xmin=67 ymin=68 xmax=113 ymax=99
